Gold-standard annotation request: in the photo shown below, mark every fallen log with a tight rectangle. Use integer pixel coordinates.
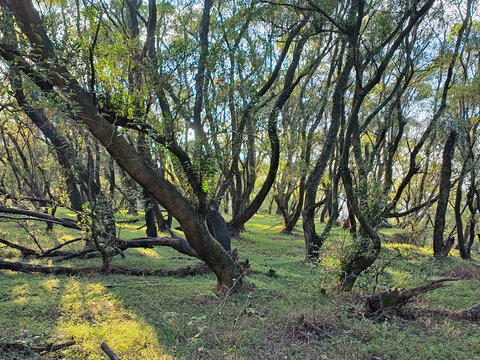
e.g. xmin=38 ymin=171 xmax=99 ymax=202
xmin=0 ymin=258 xmax=210 ymax=277
xmin=389 ymin=303 xmax=480 ymax=322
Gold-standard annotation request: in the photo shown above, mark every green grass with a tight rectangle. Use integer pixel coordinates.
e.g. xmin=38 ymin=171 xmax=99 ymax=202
xmin=1 ymin=212 xmax=480 ymax=359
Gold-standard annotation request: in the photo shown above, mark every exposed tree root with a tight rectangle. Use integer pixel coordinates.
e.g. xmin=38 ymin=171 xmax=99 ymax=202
xmin=364 ymin=278 xmax=480 ymax=322
xmin=0 ymin=259 xmax=210 ymax=277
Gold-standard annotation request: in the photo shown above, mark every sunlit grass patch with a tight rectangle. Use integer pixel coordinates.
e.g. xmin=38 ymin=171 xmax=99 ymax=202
xmin=378 ymin=227 xmax=404 ymax=236
xmin=248 ymin=222 xmax=276 ymax=231
xmin=383 ymin=242 xmax=433 ymax=256
xmin=132 ymin=247 xmax=163 ymax=258
xmin=57 ymin=279 xmax=173 ymax=359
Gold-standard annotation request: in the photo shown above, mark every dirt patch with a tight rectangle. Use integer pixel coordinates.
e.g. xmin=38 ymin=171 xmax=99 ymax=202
xmin=286 ymin=314 xmax=337 ymax=344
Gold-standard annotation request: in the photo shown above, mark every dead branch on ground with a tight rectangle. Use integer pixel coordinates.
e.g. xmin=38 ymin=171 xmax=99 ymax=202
xmin=0 ymin=258 xmax=210 ymax=277
xmin=364 ymin=278 xmax=480 ymax=322
xmin=0 ymin=340 xmax=75 ymax=355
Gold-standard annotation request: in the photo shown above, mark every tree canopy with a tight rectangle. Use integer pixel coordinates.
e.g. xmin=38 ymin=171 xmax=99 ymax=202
xmin=0 ymin=0 xmax=479 ymax=291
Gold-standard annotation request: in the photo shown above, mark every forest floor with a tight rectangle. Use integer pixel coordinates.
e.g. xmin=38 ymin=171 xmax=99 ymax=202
xmin=0 ymin=210 xmax=480 ymax=360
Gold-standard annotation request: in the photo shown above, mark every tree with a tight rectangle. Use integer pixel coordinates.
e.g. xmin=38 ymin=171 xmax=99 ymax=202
xmin=0 ymin=0 xmax=242 ymax=289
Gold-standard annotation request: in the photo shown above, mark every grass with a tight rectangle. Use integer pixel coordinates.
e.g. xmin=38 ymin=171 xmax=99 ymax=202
xmin=1 ymin=211 xmax=480 ymax=359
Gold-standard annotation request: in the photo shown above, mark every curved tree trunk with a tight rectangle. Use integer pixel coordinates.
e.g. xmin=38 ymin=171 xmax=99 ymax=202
xmin=227 ymin=26 xmax=307 ymax=236
xmin=283 ymin=179 xmax=305 ymax=233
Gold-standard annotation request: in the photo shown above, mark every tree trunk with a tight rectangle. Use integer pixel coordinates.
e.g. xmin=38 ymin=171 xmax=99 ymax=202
xmin=5 ymin=0 xmax=242 ymax=289
xmin=455 ymin=171 xmax=469 ymax=259
xmin=303 ymin=55 xmax=353 ymax=260
xmin=284 ymin=179 xmax=305 ymax=233
xmin=433 ymin=130 xmax=457 ymax=257
xmin=143 ymin=191 xmax=158 ymax=238
xmin=228 ymin=33 xmax=307 ymax=236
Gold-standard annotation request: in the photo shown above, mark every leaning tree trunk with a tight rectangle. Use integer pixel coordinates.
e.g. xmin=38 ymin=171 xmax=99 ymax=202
xmin=4 ymin=0 xmax=242 ymax=289
xmin=433 ymin=130 xmax=457 ymax=257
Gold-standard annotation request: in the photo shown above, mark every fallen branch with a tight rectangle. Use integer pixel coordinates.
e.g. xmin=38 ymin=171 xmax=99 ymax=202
xmin=0 ymin=206 xmax=80 ymax=230
xmin=0 ymin=258 xmax=210 ymax=277
xmin=0 ymin=206 xmax=198 ymax=259
xmin=117 ymin=218 xmax=139 ymax=224
xmin=54 ymin=236 xmax=199 ymax=262
xmin=0 ymin=238 xmax=38 ymax=256
xmin=365 ymin=278 xmax=458 ymax=314
xmin=42 ymin=237 xmax=84 ymax=255
xmin=101 ymin=342 xmax=121 ymax=360
xmin=0 ymin=238 xmax=74 ymax=258
xmin=117 ymin=237 xmax=199 ymax=258
xmin=0 ymin=340 xmax=75 ymax=354
xmin=53 ymin=248 xmax=97 ymax=262
xmin=1 ymin=233 xmax=198 ymax=263
xmin=364 ymin=278 xmax=480 ymax=322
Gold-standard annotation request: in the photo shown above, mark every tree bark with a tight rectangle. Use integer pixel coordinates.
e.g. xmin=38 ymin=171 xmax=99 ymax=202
xmin=433 ymin=130 xmax=457 ymax=257
xmin=455 ymin=171 xmax=469 ymax=259
xmin=302 ymin=56 xmax=353 ymax=260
